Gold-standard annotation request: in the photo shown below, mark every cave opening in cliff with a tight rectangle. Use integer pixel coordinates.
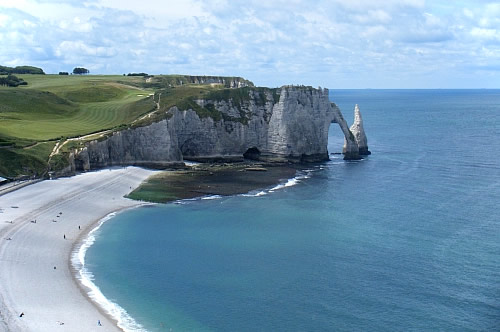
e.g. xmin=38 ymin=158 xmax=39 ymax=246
xmin=328 ymin=123 xmax=345 ymax=156
xmin=243 ymin=147 xmax=261 ymax=160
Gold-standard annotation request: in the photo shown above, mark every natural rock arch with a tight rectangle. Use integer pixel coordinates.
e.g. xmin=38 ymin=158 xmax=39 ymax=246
xmin=330 ymin=103 xmax=360 ymax=160
xmin=72 ymin=86 xmax=370 ymax=172
xmin=328 ymin=103 xmax=370 ymax=160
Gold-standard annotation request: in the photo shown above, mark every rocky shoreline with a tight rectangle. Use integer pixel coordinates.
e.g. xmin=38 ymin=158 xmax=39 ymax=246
xmin=127 ymin=162 xmax=304 ymax=203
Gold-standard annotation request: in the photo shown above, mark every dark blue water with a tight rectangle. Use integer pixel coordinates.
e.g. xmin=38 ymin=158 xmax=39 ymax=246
xmin=87 ymin=90 xmax=500 ymax=331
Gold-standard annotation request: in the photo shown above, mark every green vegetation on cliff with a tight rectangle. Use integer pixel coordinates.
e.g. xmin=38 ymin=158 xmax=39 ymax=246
xmin=0 ymin=74 xmax=154 ymax=177
xmin=205 ymin=86 xmax=280 ymax=107
xmin=0 ymin=72 xmax=275 ymax=179
xmin=139 ymin=75 xmax=253 ymax=89
xmin=0 ymin=141 xmax=56 ymax=179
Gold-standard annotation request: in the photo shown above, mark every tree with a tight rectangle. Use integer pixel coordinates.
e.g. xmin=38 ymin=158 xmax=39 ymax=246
xmin=72 ymin=67 xmax=89 ymax=75
xmin=0 ymin=74 xmax=28 ymax=87
xmin=13 ymin=66 xmax=45 ymax=74
xmin=127 ymin=72 xmax=148 ymax=76
xmin=59 ymin=72 xmax=69 ymax=75
xmin=0 ymin=65 xmax=44 ymax=75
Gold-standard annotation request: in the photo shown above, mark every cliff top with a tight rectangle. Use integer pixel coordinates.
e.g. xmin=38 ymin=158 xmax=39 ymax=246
xmin=0 ymin=73 xmax=325 ymax=178
xmin=141 ymin=75 xmax=254 ymax=89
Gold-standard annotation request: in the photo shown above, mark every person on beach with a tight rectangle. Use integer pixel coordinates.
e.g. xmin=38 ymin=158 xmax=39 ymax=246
xmin=63 ymin=234 xmax=66 ymax=239
xmin=98 ymin=319 xmax=102 ymax=326
xmin=19 ymin=312 xmax=24 ymax=317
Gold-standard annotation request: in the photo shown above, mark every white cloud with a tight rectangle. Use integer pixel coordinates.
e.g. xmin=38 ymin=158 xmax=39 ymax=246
xmin=0 ymin=0 xmax=95 ymax=21
xmin=58 ymin=17 xmax=93 ymax=32
xmin=353 ymin=9 xmax=391 ymax=24
xmin=0 ymin=0 xmax=499 ymax=87
xmin=90 ymin=0 xmax=209 ymax=27
xmin=463 ymin=8 xmax=474 ymax=19
xmin=22 ymin=19 xmax=36 ymax=27
xmin=56 ymin=40 xmax=116 ymax=57
xmin=0 ymin=13 xmax=9 ymax=27
xmin=471 ymin=27 xmax=500 ymax=40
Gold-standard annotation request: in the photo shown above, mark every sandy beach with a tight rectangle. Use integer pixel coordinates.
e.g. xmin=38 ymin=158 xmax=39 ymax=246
xmin=0 ymin=167 xmax=157 ymax=332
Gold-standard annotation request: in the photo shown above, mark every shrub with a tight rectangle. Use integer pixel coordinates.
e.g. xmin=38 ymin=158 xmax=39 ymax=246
xmin=72 ymin=67 xmax=89 ymax=75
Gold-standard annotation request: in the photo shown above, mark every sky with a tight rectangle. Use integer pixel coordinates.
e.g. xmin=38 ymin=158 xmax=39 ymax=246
xmin=0 ymin=0 xmax=499 ymax=88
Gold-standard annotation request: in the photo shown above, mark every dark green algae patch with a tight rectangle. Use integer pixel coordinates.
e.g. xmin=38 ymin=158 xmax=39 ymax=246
xmin=126 ymin=163 xmax=301 ymax=204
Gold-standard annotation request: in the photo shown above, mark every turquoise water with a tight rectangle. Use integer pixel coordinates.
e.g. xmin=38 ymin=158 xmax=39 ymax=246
xmin=86 ymin=90 xmax=500 ymax=331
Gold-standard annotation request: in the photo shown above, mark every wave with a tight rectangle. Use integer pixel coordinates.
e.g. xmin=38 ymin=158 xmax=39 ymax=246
xmin=201 ymin=195 xmax=223 ymax=200
xmin=240 ymin=190 xmax=267 ymax=197
xmin=72 ymin=211 xmax=148 ymax=332
xmin=269 ymin=172 xmax=311 ymax=192
xmin=240 ymin=170 xmax=313 ymax=197
xmin=174 ymin=194 xmax=223 ymax=204
xmin=175 ymin=169 xmax=317 ymax=202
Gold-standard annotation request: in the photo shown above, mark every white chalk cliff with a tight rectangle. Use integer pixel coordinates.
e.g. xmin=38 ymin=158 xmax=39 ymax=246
xmin=72 ymin=86 xmax=368 ymax=171
xmin=344 ymin=104 xmax=370 ymax=155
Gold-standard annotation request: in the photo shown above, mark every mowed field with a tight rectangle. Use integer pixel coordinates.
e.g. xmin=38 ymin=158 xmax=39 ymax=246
xmin=0 ymin=75 xmax=156 ymax=177
xmin=0 ymin=73 xmax=249 ymax=178
xmin=0 ymin=75 xmax=155 ymax=140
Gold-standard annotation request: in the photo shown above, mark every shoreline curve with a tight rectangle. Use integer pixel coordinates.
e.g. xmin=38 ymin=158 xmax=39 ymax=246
xmin=70 ymin=208 xmax=150 ymax=332
xmin=0 ymin=167 xmax=158 ymax=332
xmin=0 ymin=164 xmax=316 ymax=331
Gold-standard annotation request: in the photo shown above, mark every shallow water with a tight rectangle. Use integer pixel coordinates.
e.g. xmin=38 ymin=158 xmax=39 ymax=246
xmin=86 ymin=89 xmax=500 ymax=331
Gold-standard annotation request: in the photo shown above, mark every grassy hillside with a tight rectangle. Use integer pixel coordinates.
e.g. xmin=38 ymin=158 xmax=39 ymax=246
xmin=0 ymin=73 xmax=267 ymax=179
xmin=0 ymin=75 xmax=155 ymax=178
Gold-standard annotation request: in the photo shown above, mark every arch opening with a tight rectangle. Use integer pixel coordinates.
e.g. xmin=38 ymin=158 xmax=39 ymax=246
xmin=327 ymin=123 xmax=346 ymax=157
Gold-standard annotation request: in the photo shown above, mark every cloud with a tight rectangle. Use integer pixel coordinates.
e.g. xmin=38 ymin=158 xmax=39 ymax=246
xmin=0 ymin=0 xmax=499 ymax=87
xmin=471 ymin=27 xmax=500 ymax=41
xmin=0 ymin=13 xmax=9 ymax=27
xmin=352 ymin=10 xmax=392 ymax=24
xmin=55 ymin=41 xmax=117 ymax=57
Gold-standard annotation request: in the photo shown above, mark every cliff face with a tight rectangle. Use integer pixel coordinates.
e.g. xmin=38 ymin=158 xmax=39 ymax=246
xmin=146 ymin=75 xmax=254 ymax=89
xmin=73 ymin=86 xmax=366 ymax=171
xmin=185 ymin=76 xmax=253 ymax=88
xmin=348 ymin=104 xmax=370 ymax=155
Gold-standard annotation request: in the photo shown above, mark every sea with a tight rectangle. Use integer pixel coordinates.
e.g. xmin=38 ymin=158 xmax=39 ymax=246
xmin=77 ymin=90 xmax=500 ymax=331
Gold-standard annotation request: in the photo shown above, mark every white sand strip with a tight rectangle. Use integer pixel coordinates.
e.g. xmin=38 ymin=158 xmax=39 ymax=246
xmin=0 ymin=167 xmax=157 ymax=332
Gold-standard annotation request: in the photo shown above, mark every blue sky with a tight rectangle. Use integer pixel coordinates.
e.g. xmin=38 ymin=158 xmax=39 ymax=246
xmin=0 ymin=0 xmax=499 ymax=88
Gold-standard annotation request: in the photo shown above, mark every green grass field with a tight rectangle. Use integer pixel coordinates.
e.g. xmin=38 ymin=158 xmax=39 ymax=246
xmin=0 ymin=75 xmax=157 ymax=177
xmin=0 ymin=75 xmax=155 ymax=140
xmin=0 ymin=73 xmax=261 ymax=179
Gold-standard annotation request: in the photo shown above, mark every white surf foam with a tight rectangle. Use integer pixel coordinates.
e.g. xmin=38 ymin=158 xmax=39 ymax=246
xmin=201 ymin=195 xmax=223 ymax=200
xmin=240 ymin=190 xmax=267 ymax=197
xmin=72 ymin=211 xmax=148 ymax=332
xmin=173 ymin=195 xmax=223 ymax=204
xmin=268 ymin=171 xmax=311 ymax=192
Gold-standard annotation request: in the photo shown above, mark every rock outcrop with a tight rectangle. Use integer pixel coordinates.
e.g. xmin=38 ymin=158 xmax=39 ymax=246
xmin=72 ymin=86 xmax=368 ymax=171
xmin=344 ymin=104 xmax=370 ymax=155
xmin=332 ymin=103 xmax=360 ymax=160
